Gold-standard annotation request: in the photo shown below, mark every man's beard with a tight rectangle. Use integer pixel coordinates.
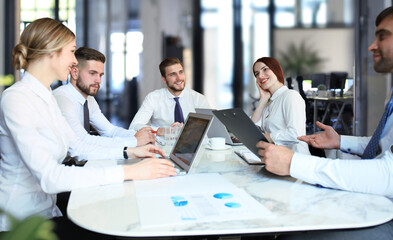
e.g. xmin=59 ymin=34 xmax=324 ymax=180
xmin=76 ymin=77 xmax=100 ymax=96
xmin=374 ymin=53 xmax=393 ymax=73
xmin=167 ymin=81 xmax=184 ymax=93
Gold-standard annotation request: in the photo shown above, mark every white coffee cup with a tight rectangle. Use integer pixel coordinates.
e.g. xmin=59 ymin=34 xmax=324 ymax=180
xmin=209 ymin=137 xmax=226 ymax=150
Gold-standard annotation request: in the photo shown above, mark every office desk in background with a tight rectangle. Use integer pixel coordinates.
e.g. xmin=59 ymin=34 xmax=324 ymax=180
xmin=67 ymin=145 xmax=393 ymax=238
xmin=308 ymin=96 xmax=354 ymax=134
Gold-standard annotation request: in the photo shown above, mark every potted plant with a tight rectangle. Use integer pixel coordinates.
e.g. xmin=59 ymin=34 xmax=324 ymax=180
xmin=278 ymin=40 xmax=325 ymax=78
xmin=0 ymin=209 xmax=57 ymax=240
xmin=317 ymin=84 xmax=327 ymax=97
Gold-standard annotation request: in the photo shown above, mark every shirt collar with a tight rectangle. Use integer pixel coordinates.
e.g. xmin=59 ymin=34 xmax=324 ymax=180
xmin=165 ymin=87 xmax=187 ymax=99
xmin=22 ymin=71 xmax=53 ymax=104
xmin=270 ymin=85 xmax=288 ymax=102
xmin=66 ymin=82 xmax=87 ymax=105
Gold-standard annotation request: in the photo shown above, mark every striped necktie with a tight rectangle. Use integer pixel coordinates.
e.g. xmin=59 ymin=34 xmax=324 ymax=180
xmin=362 ymin=89 xmax=393 ymax=159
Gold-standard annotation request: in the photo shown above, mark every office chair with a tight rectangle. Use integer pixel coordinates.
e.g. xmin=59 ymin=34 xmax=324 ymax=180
xmin=286 ymin=77 xmax=293 ymax=89
xmin=296 ymin=75 xmax=326 ymax=157
xmin=296 ymin=75 xmax=312 ymax=128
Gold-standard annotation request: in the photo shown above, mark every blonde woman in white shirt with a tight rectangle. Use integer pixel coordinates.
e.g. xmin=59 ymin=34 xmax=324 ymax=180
xmin=0 ymin=18 xmax=176 ymax=237
xmin=251 ymin=57 xmax=310 ymax=155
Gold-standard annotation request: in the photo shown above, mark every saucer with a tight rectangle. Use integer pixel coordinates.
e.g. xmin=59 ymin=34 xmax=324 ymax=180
xmin=206 ymin=145 xmax=231 ymax=151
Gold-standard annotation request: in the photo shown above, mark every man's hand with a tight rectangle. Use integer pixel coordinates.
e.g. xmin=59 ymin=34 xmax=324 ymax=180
xmin=156 ymin=123 xmax=183 ymax=137
xmin=135 ymin=127 xmax=155 ymax=146
xmin=123 ymin=158 xmax=177 ymax=180
xmin=297 ymin=121 xmax=340 ymax=149
xmin=157 ymin=127 xmax=166 ymax=136
xmin=256 ymin=141 xmax=294 ymax=176
xmin=126 ymin=144 xmax=165 ymax=159
xmin=171 ymin=122 xmax=184 ymax=128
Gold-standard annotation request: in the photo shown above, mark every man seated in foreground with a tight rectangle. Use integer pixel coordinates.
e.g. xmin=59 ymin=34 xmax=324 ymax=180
xmin=260 ymin=6 xmax=393 ymax=239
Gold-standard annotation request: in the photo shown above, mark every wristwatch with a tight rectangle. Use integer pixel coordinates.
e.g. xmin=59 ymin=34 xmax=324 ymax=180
xmin=123 ymin=147 xmax=128 ymax=159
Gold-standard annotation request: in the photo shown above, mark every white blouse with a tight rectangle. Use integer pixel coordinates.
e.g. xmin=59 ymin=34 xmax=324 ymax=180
xmin=257 ymin=86 xmax=310 ymax=154
xmin=0 ymin=72 xmax=124 ymax=231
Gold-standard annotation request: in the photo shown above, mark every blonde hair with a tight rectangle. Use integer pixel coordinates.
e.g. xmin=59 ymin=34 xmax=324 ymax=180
xmin=12 ymin=18 xmax=75 ymax=70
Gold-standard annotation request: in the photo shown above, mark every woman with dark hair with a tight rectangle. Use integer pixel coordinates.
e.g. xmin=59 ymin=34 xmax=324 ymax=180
xmin=251 ymin=57 xmax=310 ymax=154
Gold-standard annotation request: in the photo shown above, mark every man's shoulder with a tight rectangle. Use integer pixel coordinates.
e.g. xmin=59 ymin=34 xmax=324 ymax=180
xmin=145 ymin=88 xmax=167 ymax=98
xmin=52 ymin=84 xmax=69 ymax=96
xmin=185 ymin=87 xmax=206 ymax=98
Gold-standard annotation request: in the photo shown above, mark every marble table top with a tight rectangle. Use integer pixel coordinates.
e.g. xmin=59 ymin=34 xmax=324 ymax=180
xmin=67 ymin=145 xmax=393 ymax=237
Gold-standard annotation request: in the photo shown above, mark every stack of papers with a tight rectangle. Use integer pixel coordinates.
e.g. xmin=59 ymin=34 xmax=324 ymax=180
xmin=234 ymin=149 xmax=263 ymax=165
xmin=134 ymin=173 xmax=273 ymax=228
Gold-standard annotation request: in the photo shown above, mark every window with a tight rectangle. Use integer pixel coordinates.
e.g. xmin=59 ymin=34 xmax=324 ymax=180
xmin=274 ymin=0 xmax=354 ymax=28
xmin=201 ymin=0 xmax=271 ymax=112
xmin=20 ymin=0 xmax=76 ymax=33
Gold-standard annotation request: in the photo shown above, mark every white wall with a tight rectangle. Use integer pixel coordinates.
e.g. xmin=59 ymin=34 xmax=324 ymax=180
xmin=274 ymin=28 xmax=355 ymax=77
xmin=139 ymin=0 xmax=193 ymax=105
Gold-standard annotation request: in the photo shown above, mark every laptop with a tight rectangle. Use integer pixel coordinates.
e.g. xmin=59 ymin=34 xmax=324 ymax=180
xmin=168 ymin=112 xmax=212 ymax=174
xmin=123 ymin=113 xmax=212 ymax=174
xmin=195 ymin=108 xmax=242 ymax=145
xmin=212 ymin=108 xmax=268 ymax=159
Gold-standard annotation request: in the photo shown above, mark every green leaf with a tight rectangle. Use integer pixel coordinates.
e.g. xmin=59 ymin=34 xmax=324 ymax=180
xmin=278 ymin=40 xmax=326 ymax=77
xmin=0 ymin=209 xmax=57 ymax=240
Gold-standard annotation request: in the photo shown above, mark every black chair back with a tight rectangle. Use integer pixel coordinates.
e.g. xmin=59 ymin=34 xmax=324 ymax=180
xmin=311 ymin=73 xmax=327 ymax=88
xmin=286 ymin=77 xmax=293 ymax=89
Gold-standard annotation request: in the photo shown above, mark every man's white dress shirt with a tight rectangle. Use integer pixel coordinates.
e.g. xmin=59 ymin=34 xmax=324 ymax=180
xmin=290 ymin=114 xmax=393 ymax=198
xmin=255 ymin=86 xmax=310 ymax=154
xmin=53 ymin=83 xmax=137 ymax=147
xmin=129 ymin=87 xmax=210 ymax=131
xmin=0 ymin=72 xmax=124 ymax=231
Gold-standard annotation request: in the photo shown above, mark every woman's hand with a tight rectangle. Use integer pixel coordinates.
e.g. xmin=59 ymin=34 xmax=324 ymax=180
xmin=126 ymin=144 xmax=165 ymax=159
xmin=256 ymin=78 xmax=271 ymax=102
xmin=123 ymin=158 xmax=177 ymax=180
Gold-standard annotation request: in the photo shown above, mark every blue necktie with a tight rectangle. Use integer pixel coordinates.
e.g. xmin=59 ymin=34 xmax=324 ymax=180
xmin=174 ymin=97 xmax=184 ymax=123
xmin=362 ymin=89 xmax=393 ymax=159
xmin=83 ymin=100 xmax=90 ymax=132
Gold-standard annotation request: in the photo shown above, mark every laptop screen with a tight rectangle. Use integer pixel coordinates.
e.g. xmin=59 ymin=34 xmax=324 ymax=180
xmin=170 ymin=113 xmax=212 ymax=172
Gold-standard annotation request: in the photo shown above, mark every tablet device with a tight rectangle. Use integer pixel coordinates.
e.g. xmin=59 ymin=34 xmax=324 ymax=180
xmin=212 ymin=108 xmax=268 ymax=157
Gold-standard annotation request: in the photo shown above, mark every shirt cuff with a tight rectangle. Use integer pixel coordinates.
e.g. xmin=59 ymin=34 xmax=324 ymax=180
xmin=290 ymin=152 xmax=319 ymax=185
xmin=124 ymin=137 xmax=137 ymax=147
xmin=340 ymin=135 xmax=361 ymax=153
xmin=103 ymin=166 xmax=125 ymax=184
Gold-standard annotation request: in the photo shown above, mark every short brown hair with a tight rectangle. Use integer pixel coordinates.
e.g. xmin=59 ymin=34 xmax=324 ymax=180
xmin=75 ymin=47 xmax=105 ymax=69
xmin=376 ymin=6 xmax=393 ymax=26
xmin=159 ymin=57 xmax=183 ymax=77
xmin=253 ymin=57 xmax=284 ymax=84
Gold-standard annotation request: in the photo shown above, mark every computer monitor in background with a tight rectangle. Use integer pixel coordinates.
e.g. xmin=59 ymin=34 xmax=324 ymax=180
xmin=329 ymin=72 xmax=348 ymax=97
xmin=311 ymin=73 xmax=327 ymax=88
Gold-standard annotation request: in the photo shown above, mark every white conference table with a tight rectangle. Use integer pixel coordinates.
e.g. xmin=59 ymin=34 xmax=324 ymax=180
xmin=67 ymin=144 xmax=393 ymax=238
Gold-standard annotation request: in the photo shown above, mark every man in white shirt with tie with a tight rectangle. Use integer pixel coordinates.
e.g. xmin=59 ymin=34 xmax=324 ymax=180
xmin=261 ymin=6 xmax=393 ymax=240
xmin=53 ymin=47 xmax=154 ymax=148
xmin=129 ymin=57 xmax=210 ymax=136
